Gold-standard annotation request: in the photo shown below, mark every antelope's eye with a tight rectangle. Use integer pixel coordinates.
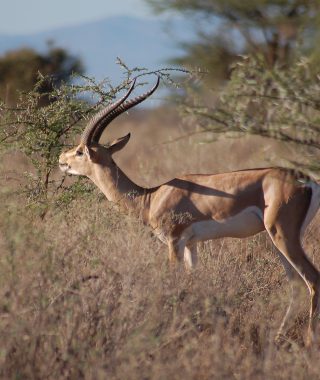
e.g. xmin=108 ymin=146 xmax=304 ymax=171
xmin=76 ymin=150 xmax=83 ymax=156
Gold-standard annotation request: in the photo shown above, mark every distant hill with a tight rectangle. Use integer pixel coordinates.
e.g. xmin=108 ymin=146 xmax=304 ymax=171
xmin=0 ymin=16 xmax=193 ymax=84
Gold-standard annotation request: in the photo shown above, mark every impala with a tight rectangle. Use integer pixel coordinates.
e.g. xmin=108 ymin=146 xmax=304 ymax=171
xmin=59 ymin=76 xmax=320 ymax=345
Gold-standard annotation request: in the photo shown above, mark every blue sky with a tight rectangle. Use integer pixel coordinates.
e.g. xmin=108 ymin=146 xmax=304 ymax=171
xmin=1 ymin=0 xmax=154 ymax=35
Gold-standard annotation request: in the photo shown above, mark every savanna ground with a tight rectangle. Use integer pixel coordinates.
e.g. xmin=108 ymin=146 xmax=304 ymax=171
xmin=1 ymin=107 xmax=320 ymax=379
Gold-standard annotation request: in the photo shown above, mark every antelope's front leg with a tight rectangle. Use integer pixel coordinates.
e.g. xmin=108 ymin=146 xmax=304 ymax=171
xmin=168 ymin=237 xmax=187 ymax=267
xmin=168 ymin=240 xmax=180 ymax=267
xmin=167 ymin=238 xmax=197 ymax=271
xmin=184 ymin=244 xmax=198 ymax=270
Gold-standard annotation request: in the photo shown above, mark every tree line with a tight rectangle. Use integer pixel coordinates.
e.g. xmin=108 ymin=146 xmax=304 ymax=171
xmin=1 ymin=0 xmax=320 ymax=216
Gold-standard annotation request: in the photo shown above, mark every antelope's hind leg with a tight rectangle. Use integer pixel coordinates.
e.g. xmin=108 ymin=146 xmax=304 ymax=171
xmin=271 ymin=237 xmax=320 ymax=346
xmin=264 ymin=188 xmax=320 ymax=346
xmin=274 ymin=250 xmax=304 ymax=343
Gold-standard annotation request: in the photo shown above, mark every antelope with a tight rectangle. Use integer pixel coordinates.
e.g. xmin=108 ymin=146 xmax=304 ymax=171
xmin=59 ymin=76 xmax=320 ymax=346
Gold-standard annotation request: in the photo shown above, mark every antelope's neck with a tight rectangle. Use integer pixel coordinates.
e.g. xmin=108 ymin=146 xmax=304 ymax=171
xmin=90 ymin=161 xmax=151 ymax=219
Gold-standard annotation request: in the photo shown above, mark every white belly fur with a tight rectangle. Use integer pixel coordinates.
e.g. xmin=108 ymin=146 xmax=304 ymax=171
xmin=181 ymin=206 xmax=264 ymax=244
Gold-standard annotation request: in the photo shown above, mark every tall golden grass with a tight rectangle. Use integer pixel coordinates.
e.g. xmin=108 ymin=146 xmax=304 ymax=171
xmin=1 ymin=109 xmax=319 ymax=379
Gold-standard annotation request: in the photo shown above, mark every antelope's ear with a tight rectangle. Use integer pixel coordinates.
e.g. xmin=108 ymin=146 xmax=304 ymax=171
xmin=108 ymin=133 xmax=131 ymax=155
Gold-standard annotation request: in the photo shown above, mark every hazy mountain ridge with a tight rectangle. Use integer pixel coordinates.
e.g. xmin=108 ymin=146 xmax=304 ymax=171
xmin=0 ymin=15 xmax=192 ymax=82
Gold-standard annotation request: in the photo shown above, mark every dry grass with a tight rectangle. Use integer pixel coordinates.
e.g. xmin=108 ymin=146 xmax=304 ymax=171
xmin=1 ymin=110 xmax=320 ymax=379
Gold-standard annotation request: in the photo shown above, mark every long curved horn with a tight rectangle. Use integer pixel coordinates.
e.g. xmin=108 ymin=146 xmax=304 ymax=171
xmin=80 ymin=78 xmax=136 ymax=146
xmin=91 ymin=75 xmax=160 ymax=143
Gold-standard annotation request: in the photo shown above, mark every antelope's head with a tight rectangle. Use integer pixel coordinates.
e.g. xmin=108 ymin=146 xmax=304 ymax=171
xmin=59 ymin=76 xmax=160 ymax=177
